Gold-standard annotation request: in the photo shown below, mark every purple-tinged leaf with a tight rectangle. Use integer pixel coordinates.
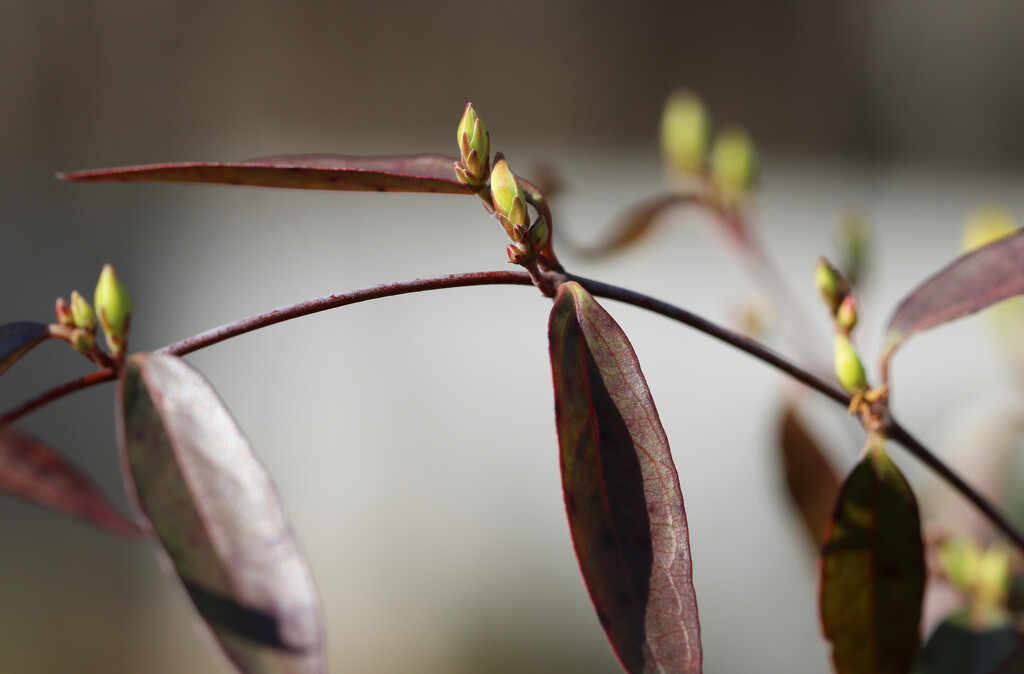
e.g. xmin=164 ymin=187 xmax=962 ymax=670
xmin=0 ymin=322 xmax=52 ymax=377
xmin=61 ymin=153 xmax=474 ymax=194
xmin=0 ymin=426 xmax=143 ymax=537
xmin=577 ymin=194 xmax=693 ymax=257
xmin=778 ymin=403 xmax=840 ymax=548
xmin=883 ymin=230 xmax=1024 ymax=364
xmin=549 ymin=281 xmax=701 ymax=674
xmin=117 ymin=353 xmax=324 ymax=674
xmin=820 ymin=433 xmax=925 ymax=674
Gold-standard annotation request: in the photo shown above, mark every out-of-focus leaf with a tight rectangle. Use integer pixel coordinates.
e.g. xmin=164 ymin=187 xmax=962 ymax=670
xmin=0 ymin=426 xmax=143 ymax=537
xmin=883 ymin=230 xmax=1024 ymax=364
xmin=915 ymin=611 xmax=1020 ymax=674
xmin=62 ymin=153 xmax=474 ymax=194
xmin=821 ymin=433 xmax=925 ymax=674
xmin=117 ymin=352 xmax=324 ymax=674
xmin=577 ymin=194 xmax=693 ymax=257
xmin=548 ymin=281 xmax=701 ymax=674
xmin=0 ymin=322 xmax=52 ymax=377
xmin=777 ymin=403 xmax=840 ymax=548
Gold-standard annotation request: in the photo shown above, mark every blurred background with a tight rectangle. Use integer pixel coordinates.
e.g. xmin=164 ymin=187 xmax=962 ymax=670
xmin=2 ymin=2 xmax=1024 ymax=672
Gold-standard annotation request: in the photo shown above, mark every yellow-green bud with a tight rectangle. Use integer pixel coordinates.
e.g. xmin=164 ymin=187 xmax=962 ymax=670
xmin=834 ymin=334 xmax=868 ymax=395
xmin=490 ymin=155 xmax=528 ymax=231
xmin=55 ymin=297 xmax=74 ymax=327
xmin=455 ymin=103 xmax=490 ymax=187
xmin=710 ymin=127 xmax=757 ymax=204
xmin=94 ymin=264 xmax=132 ymax=356
xmin=69 ymin=290 xmax=96 ymax=332
xmin=660 ymin=90 xmax=710 ymax=174
xmin=836 ymin=294 xmax=858 ymax=335
xmin=837 ymin=210 xmax=870 ymax=287
xmin=529 ymin=217 xmax=549 ymax=253
xmin=962 ymin=207 xmax=1018 ymax=253
xmin=815 ymin=256 xmax=848 ymax=315
xmin=70 ymin=327 xmax=96 ymax=356
xmin=977 ymin=544 xmax=1011 ymax=607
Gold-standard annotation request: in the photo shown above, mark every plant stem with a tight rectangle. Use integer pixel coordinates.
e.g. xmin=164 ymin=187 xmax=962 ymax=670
xmin=3 ymin=269 xmax=1022 ymax=550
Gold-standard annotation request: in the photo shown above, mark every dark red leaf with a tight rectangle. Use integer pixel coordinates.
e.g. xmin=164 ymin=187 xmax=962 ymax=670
xmin=117 ymin=352 xmax=324 ymax=674
xmin=0 ymin=322 xmax=52 ymax=377
xmin=549 ymin=281 xmax=701 ymax=674
xmin=61 ymin=153 xmax=474 ymax=194
xmin=575 ymin=194 xmax=694 ymax=257
xmin=778 ymin=403 xmax=841 ymax=548
xmin=820 ymin=433 xmax=925 ymax=674
xmin=883 ymin=230 xmax=1024 ymax=365
xmin=0 ymin=426 xmax=143 ymax=537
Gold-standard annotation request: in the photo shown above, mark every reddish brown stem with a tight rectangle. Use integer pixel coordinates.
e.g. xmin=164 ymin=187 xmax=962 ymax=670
xmin=0 ymin=369 xmax=116 ymax=427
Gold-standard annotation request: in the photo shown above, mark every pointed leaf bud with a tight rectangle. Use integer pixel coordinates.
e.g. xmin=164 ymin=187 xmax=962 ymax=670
xmin=834 ymin=334 xmax=868 ymax=395
xmin=529 ymin=217 xmax=550 ymax=253
xmin=506 ymin=243 xmax=526 ymax=265
xmin=660 ymin=90 xmax=710 ymax=174
xmin=815 ymin=257 xmax=849 ymax=316
xmin=836 ymin=294 xmax=859 ymax=335
xmin=710 ymin=127 xmax=757 ymax=204
xmin=69 ymin=290 xmax=96 ymax=332
xmin=456 ymin=103 xmax=490 ymax=186
xmin=70 ymin=327 xmax=96 ymax=356
xmin=94 ymin=264 xmax=132 ymax=356
xmin=55 ymin=297 xmax=74 ymax=327
xmin=490 ymin=155 xmax=528 ymax=231
xmin=837 ymin=210 xmax=871 ymax=287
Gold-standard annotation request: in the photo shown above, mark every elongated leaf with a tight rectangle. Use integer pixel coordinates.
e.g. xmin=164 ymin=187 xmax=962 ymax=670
xmin=0 ymin=426 xmax=143 ymax=537
xmin=61 ymin=153 xmax=474 ymax=194
xmin=549 ymin=281 xmax=701 ymax=674
xmin=820 ymin=433 xmax=925 ymax=674
xmin=884 ymin=229 xmax=1024 ymax=358
xmin=117 ymin=353 xmax=324 ymax=674
xmin=916 ymin=611 xmax=1021 ymax=674
xmin=0 ymin=322 xmax=52 ymax=377
xmin=577 ymin=194 xmax=692 ymax=257
xmin=778 ymin=403 xmax=840 ymax=548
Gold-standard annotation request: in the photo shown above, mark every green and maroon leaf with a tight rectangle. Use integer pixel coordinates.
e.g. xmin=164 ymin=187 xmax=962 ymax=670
xmin=820 ymin=433 xmax=925 ymax=674
xmin=778 ymin=403 xmax=840 ymax=548
xmin=0 ymin=426 xmax=143 ymax=537
xmin=117 ymin=352 xmax=324 ymax=674
xmin=883 ymin=229 xmax=1024 ymax=362
xmin=549 ymin=281 xmax=701 ymax=674
xmin=915 ymin=611 xmax=1021 ymax=674
xmin=61 ymin=153 xmax=474 ymax=194
xmin=0 ymin=322 xmax=52 ymax=377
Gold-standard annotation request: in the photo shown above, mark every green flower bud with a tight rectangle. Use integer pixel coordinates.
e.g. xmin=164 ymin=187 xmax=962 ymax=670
xmin=55 ymin=297 xmax=74 ymax=327
xmin=836 ymin=294 xmax=858 ymax=335
xmin=834 ymin=334 xmax=868 ymax=395
xmin=70 ymin=327 xmax=96 ymax=356
xmin=94 ymin=264 xmax=132 ymax=356
xmin=70 ymin=290 xmax=96 ymax=332
xmin=815 ymin=256 xmax=848 ymax=316
xmin=529 ymin=217 xmax=550 ymax=253
xmin=456 ymin=103 xmax=490 ymax=186
xmin=490 ymin=155 xmax=528 ymax=231
xmin=710 ymin=127 xmax=757 ymax=204
xmin=660 ymin=90 xmax=710 ymax=174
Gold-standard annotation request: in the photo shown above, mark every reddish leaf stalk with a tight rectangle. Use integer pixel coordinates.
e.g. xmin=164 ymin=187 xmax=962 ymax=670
xmin=3 ymin=270 xmax=1023 ymax=553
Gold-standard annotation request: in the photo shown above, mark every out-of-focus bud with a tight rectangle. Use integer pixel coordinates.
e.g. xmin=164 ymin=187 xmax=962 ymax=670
xmin=837 ymin=210 xmax=871 ymax=288
xmin=977 ymin=544 xmax=1011 ymax=609
xmin=55 ymin=297 xmax=74 ymax=327
xmin=455 ymin=103 xmax=490 ymax=187
xmin=836 ymin=294 xmax=858 ymax=335
xmin=710 ymin=127 xmax=757 ymax=204
xmin=70 ymin=327 xmax=96 ymax=356
xmin=963 ymin=207 xmax=1018 ymax=253
xmin=834 ymin=334 xmax=868 ymax=395
xmin=660 ymin=90 xmax=710 ymax=174
xmin=815 ymin=256 xmax=849 ymax=316
xmin=490 ymin=154 xmax=528 ymax=232
xmin=70 ymin=290 xmax=96 ymax=332
xmin=94 ymin=264 xmax=132 ymax=356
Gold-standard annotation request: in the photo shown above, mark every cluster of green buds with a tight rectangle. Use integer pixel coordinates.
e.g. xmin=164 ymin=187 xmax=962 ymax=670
xmin=52 ymin=264 xmax=132 ymax=364
xmin=54 ymin=290 xmax=98 ymax=357
xmin=816 ymin=256 xmax=868 ymax=396
xmin=454 ymin=103 xmax=490 ymax=188
xmin=659 ymin=90 xmax=757 ymax=205
xmin=938 ymin=537 xmax=1011 ymax=628
xmin=490 ymin=155 xmax=548 ymax=264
